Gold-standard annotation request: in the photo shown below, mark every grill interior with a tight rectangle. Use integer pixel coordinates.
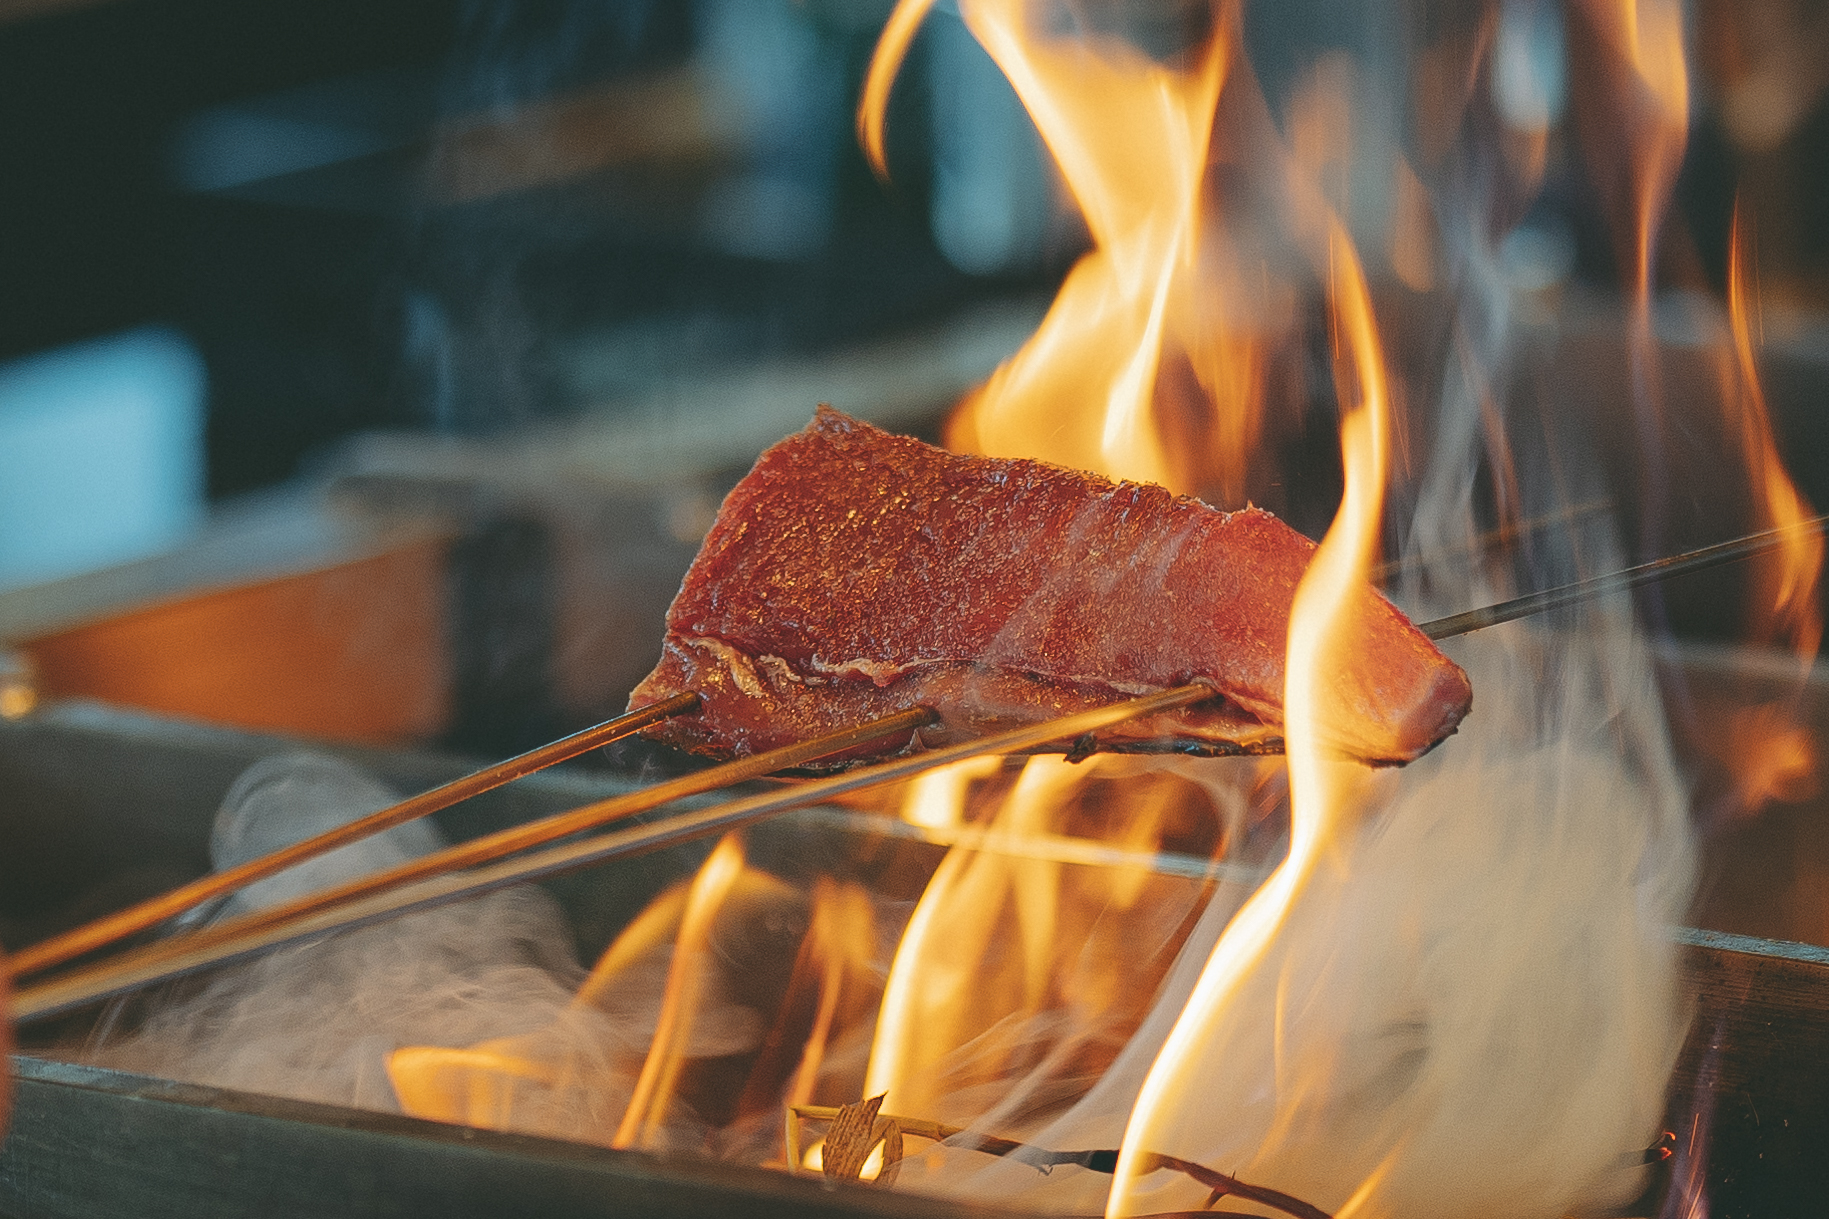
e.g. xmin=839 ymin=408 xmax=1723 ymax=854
xmin=1 ymin=689 xmax=1827 ymax=1216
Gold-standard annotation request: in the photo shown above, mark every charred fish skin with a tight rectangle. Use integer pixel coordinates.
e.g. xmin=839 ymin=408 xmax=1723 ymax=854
xmin=631 ymin=407 xmax=1471 ymax=767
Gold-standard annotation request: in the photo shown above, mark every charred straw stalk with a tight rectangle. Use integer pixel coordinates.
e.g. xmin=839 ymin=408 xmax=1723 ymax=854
xmin=1131 ymin=1154 xmax=1333 ymax=1219
xmin=793 ymin=1101 xmax=1671 ymax=1214
xmin=789 ymin=1101 xmax=1333 ymax=1219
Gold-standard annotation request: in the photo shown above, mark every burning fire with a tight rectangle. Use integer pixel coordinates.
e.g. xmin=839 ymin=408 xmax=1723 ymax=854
xmin=385 ymin=833 xmax=887 ymax=1150
xmin=864 ymin=754 xmax=1238 ymax=1126
xmin=1113 ymin=220 xmax=1393 ymax=1213
xmin=866 ymin=0 xmax=1260 ymax=502
xmin=841 ymin=0 xmax=1778 ymax=1214
xmin=613 ymin=832 xmax=749 ymax=1148
xmin=1724 ymin=201 xmax=1823 ymax=660
xmin=375 ymin=0 xmax=1813 ymax=1210
xmin=75 ymin=2 xmax=1827 ymax=1215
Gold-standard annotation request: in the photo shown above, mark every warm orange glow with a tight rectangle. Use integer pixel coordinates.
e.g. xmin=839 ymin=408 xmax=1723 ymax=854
xmin=865 ymin=755 xmax=1224 ymax=1122
xmin=1112 ymin=221 xmax=1391 ymax=1215
xmin=1722 ymin=703 xmax=1819 ymax=812
xmin=21 ymin=539 xmax=450 ymax=746
xmin=614 ymin=832 xmax=748 ymax=1149
xmin=949 ymin=1 xmax=1226 ymax=488
xmin=866 ymin=757 xmax=1077 ymax=1115
xmin=1575 ymin=0 xmax=1689 ymax=305
xmin=778 ymin=879 xmax=880 ymax=1111
xmin=870 ymin=0 xmax=1265 ymax=497
xmin=1726 ymin=201 xmax=1823 ymax=659
xmin=386 ymin=845 xmax=872 ymax=1150
xmin=897 ymin=756 xmax=1002 ymax=831
xmin=1613 ymin=0 xmax=1689 ymax=128
xmin=387 ymin=1044 xmax=563 ymax=1129
xmin=1610 ymin=0 xmax=1687 ymax=308
xmin=0 ymin=683 xmax=34 ymax=720
xmin=386 ymin=883 xmax=692 ymax=1138
xmin=857 ymin=0 xmax=938 ymax=179
xmin=384 ymin=844 xmax=751 ymax=1144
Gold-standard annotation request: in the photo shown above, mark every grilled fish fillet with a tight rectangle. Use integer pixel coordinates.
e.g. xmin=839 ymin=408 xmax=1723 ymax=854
xmin=631 ymin=407 xmax=1470 ymax=767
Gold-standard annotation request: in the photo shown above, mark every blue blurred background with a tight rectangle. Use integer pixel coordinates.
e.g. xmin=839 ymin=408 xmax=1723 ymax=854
xmin=0 ymin=0 xmax=1822 ymax=592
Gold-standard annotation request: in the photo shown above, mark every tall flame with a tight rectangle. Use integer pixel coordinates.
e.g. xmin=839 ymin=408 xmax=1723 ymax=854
xmin=613 ymin=832 xmax=747 ymax=1149
xmin=867 ymin=755 xmax=1229 ymax=1125
xmin=1725 ymin=199 xmax=1823 ymax=658
xmin=1112 ymin=222 xmax=1391 ymax=1215
xmin=1608 ymin=0 xmax=1687 ymax=305
xmin=1567 ymin=0 xmax=1691 ymax=533
xmin=1570 ymin=0 xmax=1688 ymax=307
xmin=1687 ymin=199 xmax=1826 ymax=822
xmin=861 ymin=0 xmax=1257 ymax=495
xmin=774 ymin=879 xmax=880 ymax=1112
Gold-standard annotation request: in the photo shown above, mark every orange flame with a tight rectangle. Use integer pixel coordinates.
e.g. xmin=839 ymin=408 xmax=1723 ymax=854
xmin=747 ymin=877 xmax=883 ymax=1118
xmin=869 ymin=757 xmax=1085 ymax=1114
xmin=858 ymin=0 xmax=938 ymax=179
xmin=1113 ymin=221 xmax=1391 ymax=1214
xmin=1614 ymin=0 xmax=1688 ymax=133
xmin=1720 ymin=703 xmax=1819 ymax=813
xmin=857 ymin=8 xmax=1393 ymax=1194
xmin=1571 ymin=0 xmax=1688 ymax=306
xmin=866 ymin=755 xmax=1228 ymax=1123
xmin=387 ymin=846 xmax=879 ymax=1150
xmin=613 ymin=832 xmax=748 ymax=1148
xmin=1725 ymin=200 xmax=1823 ymax=658
xmin=862 ymin=0 xmax=1262 ymax=496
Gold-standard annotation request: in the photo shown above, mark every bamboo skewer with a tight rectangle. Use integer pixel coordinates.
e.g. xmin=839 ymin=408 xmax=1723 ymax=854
xmin=1420 ymin=512 xmax=1829 ymax=640
xmin=11 ymin=684 xmax=1217 ymax=1023
xmin=24 ymin=704 xmax=941 ymax=1006
xmin=13 ymin=514 xmax=1825 ymax=1020
xmin=1368 ymin=498 xmax=1613 ymax=584
xmin=5 ymin=690 xmax=705 ymax=981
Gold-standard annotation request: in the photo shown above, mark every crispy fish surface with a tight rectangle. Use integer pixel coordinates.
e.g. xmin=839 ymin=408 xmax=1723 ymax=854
xmin=631 ymin=407 xmax=1470 ymax=767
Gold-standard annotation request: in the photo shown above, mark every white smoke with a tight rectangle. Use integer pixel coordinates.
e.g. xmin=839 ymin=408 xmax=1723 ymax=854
xmin=866 ymin=12 xmax=1698 ymax=1210
xmin=84 ymin=754 xmax=611 ymax=1116
xmin=79 ymin=752 xmax=905 ymax=1160
xmin=874 ymin=609 xmax=1691 ymax=1219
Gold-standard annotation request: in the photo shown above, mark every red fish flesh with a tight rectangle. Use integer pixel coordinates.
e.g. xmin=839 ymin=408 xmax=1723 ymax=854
xmin=630 ymin=408 xmax=1471 ymax=766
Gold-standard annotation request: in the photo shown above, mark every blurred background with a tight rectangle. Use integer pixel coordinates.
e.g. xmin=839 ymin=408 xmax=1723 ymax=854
xmin=0 ymin=0 xmax=1824 ymax=759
